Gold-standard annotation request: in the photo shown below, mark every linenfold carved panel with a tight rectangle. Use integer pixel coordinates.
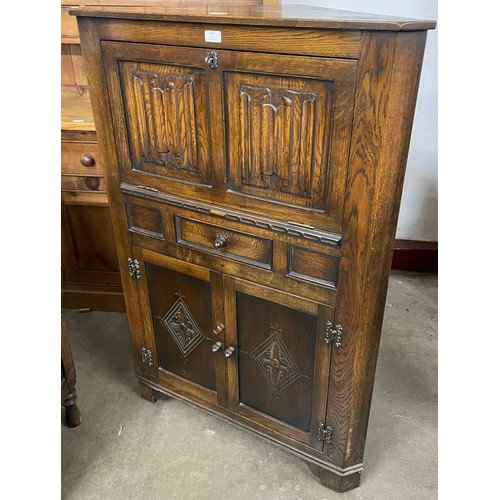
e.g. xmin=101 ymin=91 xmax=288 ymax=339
xmin=132 ymin=70 xmax=198 ymax=170
xmin=119 ymin=61 xmax=211 ymax=184
xmin=240 ymin=85 xmax=317 ymax=198
xmin=226 ymin=73 xmax=335 ymax=210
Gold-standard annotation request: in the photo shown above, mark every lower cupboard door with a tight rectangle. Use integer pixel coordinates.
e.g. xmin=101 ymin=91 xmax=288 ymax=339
xmin=136 ymin=249 xmax=226 ymax=406
xmin=224 ymin=276 xmax=333 ymax=451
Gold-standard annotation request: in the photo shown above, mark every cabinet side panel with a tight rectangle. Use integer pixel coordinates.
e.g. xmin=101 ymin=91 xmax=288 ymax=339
xmin=326 ymin=31 xmax=427 ymax=468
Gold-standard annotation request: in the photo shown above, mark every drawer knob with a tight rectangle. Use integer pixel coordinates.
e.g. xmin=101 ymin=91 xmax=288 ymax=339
xmin=212 ymin=341 xmax=223 ymax=353
xmin=213 ymin=237 xmax=227 ymax=249
xmin=224 ymin=347 xmax=235 ymax=358
xmin=84 ymin=177 xmax=100 ymax=190
xmin=80 ymin=153 xmax=95 ymax=167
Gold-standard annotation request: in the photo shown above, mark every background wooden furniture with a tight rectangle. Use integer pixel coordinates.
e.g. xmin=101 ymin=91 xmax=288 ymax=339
xmin=61 ymin=1 xmax=125 ymax=311
xmin=74 ymin=3 xmax=435 ymax=492
xmin=61 ymin=89 xmax=126 ymax=311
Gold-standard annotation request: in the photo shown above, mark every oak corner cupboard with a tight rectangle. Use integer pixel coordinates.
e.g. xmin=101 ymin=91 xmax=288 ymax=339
xmin=73 ymin=4 xmax=435 ymax=492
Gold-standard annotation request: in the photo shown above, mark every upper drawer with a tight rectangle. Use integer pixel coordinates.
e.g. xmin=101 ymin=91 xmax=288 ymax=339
xmin=175 ymin=215 xmax=272 ymax=270
xmin=61 ymin=142 xmax=103 ymax=175
xmin=61 ymin=175 xmax=107 ymax=193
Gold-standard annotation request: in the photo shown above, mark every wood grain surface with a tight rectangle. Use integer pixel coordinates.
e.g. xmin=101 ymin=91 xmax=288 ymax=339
xmin=72 ymin=4 xmax=436 ymax=31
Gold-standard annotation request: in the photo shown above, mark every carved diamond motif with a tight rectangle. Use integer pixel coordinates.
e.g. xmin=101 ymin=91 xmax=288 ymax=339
xmin=162 ymin=297 xmax=205 ymax=356
xmin=250 ymin=330 xmax=301 ymax=393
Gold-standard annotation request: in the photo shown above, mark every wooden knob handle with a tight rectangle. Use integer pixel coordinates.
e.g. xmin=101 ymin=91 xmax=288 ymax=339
xmin=84 ymin=177 xmax=100 ymax=191
xmin=80 ymin=153 xmax=95 ymax=167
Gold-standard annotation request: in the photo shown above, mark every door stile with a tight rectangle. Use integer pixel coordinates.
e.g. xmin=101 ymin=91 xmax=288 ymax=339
xmin=222 ymin=274 xmax=240 ymax=413
xmin=210 ymin=270 xmax=228 ymax=407
xmin=308 ymin=304 xmax=335 ymax=451
xmin=205 ymin=54 xmax=227 ymax=191
xmin=132 ymin=246 xmax=160 ymax=378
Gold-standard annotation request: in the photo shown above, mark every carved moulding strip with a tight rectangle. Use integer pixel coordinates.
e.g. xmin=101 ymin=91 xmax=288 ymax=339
xmin=120 ymin=182 xmax=342 ymax=247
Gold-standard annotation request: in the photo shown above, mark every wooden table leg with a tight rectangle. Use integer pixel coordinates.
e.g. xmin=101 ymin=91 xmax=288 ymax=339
xmin=62 ymin=317 xmax=82 ymax=427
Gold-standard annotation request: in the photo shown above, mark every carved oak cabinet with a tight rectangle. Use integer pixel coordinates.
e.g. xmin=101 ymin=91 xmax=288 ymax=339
xmin=74 ymin=4 xmax=435 ymax=492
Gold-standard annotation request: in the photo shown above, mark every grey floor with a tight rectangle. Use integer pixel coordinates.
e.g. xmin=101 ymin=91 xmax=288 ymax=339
xmin=61 ymin=271 xmax=437 ymax=500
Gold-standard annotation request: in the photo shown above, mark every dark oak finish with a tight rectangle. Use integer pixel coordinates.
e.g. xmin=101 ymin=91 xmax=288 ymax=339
xmin=74 ymin=4 xmax=434 ymax=492
xmin=226 ymin=277 xmax=333 ymax=450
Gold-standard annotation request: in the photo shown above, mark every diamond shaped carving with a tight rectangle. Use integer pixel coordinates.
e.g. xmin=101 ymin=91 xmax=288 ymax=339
xmin=250 ymin=330 xmax=301 ymax=393
xmin=162 ymin=297 xmax=205 ymax=356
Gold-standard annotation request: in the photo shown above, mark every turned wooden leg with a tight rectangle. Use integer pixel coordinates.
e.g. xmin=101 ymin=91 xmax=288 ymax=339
xmin=306 ymin=462 xmax=361 ymax=493
xmin=61 ymin=317 xmax=81 ymax=427
xmin=63 ymin=392 xmax=82 ymax=427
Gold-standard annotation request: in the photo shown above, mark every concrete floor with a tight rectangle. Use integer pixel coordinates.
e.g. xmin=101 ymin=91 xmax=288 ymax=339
xmin=61 ymin=271 xmax=437 ymax=500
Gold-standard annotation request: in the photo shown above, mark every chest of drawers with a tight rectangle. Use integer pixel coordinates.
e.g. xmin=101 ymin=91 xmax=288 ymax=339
xmin=74 ymin=4 xmax=435 ymax=492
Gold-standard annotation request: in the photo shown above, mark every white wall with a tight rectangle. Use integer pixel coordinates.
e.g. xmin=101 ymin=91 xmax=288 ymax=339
xmin=283 ymin=0 xmax=438 ymax=241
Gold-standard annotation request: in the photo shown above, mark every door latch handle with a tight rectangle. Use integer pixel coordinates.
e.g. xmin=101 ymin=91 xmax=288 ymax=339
xmin=205 ymin=50 xmax=218 ymax=69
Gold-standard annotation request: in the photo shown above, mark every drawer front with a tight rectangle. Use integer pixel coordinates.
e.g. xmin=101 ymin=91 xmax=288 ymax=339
xmin=61 ymin=175 xmax=107 ymax=193
xmin=287 ymin=244 xmax=339 ymax=289
xmin=175 ymin=216 xmax=272 ymax=269
xmin=61 ymin=142 xmax=102 ymax=175
xmin=61 ymin=191 xmax=108 ymax=206
xmin=123 ymin=193 xmax=338 ymax=305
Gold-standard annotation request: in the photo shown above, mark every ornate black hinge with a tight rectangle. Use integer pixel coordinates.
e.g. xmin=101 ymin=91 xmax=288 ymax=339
xmin=127 ymin=258 xmax=142 ymax=279
xmin=325 ymin=321 xmax=343 ymax=347
xmin=141 ymin=347 xmax=153 ymax=366
xmin=317 ymin=421 xmax=333 ymax=444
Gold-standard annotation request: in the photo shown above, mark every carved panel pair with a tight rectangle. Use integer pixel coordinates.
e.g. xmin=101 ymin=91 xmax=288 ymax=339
xmin=104 ymin=43 xmax=356 ymax=228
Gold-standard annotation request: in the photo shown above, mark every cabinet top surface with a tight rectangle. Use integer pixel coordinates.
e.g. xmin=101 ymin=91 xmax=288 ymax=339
xmin=71 ymin=2 xmax=436 ymax=31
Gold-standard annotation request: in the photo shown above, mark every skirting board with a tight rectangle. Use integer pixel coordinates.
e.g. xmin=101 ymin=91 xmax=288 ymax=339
xmin=391 ymin=239 xmax=438 ymax=273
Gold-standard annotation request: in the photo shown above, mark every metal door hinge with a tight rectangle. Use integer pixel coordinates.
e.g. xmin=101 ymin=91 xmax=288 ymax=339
xmin=325 ymin=321 xmax=343 ymax=347
xmin=317 ymin=421 xmax=333 ymax=444
xmin=141 ymin=347 xmax=153 ymax=366
xmin=127 ymin=258 xmax=142 ymax=279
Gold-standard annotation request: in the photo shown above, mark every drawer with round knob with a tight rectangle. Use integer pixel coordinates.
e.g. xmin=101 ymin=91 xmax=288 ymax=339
xmin=174 ymin=215 xmax=272 ymax=269
xmin=61 ymin=175 xmax=107 ymax=193
xmin=61 ymin=142 xmax=102 ymax=175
